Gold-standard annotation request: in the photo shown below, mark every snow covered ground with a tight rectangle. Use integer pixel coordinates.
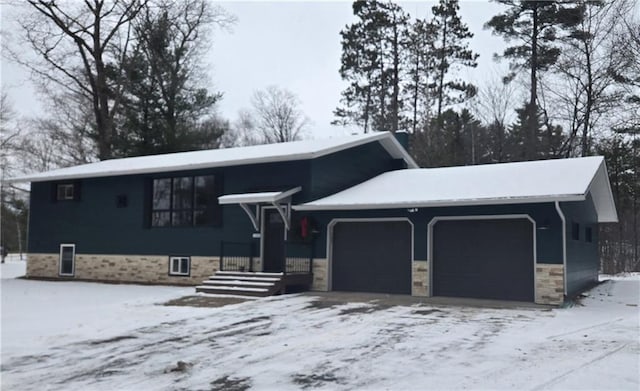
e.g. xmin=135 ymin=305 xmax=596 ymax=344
xmin=1 ymin=257 xmax=639 ymax=390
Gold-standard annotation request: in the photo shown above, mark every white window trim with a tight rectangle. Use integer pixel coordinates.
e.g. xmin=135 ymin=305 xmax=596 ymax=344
xmin=58 ymin=243 xmax=76 ymax=276
xmin=169 ymin=256 xmax=190 ymax=276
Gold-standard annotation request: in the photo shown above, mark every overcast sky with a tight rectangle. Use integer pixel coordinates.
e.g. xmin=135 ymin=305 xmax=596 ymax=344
xmin=0 ymin=1 xmax=508 ymax=139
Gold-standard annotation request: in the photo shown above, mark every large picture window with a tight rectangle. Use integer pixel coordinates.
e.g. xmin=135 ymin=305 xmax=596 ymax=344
xmin=151 ymin=175 xmax=217 ymax=227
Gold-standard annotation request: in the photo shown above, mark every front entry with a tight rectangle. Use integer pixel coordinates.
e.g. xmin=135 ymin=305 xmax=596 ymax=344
xmin=263 ymin=209 xmax=285 ymax=272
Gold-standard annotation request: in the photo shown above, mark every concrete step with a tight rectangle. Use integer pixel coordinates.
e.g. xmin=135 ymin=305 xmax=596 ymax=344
xmin=215 ymin=271 xmax=284 ymax=277
xmin=196 ymin=270 xmax=286 ymax=297
xmin=207 ymin=275 xmax=281 ymax=283
xmin=195 ymin=285 xmax=273 ymax=297
xmin=200 ymin=279 xmax=275 ymax=287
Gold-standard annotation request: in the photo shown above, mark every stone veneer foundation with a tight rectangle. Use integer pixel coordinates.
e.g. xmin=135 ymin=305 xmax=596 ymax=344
xmin=535 ymin=263 xmax=565 ymax=305
xmin=27 ymin=253 xmax=566 ymax=305
xmin=412 ymin=260 xmax=429 ymax=297
xmin=310 ymin=258 xmax=328 ymax=291
xmin=27 ymin=253 xmax=219 ymax=286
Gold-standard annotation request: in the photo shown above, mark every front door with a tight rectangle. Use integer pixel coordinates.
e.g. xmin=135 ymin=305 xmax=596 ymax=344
xmin=263 ymin=209 xmax=285 ymax=272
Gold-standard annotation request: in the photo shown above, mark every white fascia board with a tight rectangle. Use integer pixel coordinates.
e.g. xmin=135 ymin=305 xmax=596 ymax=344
xmin=219 ymin=192 xmax=282 ymax=205
xmin=219 ymin=187 xmax=301 ymax=205
xmin=309 ymin=132 xmax=417 ymax=168
xmin=293 ymin=194 xmax=586 ymax=211
xmin=378 ymin=136 xmax=419 ymax=168
xmin=584 ymin=160 xmax=618 ymax=223
xmin=6 ymin=154 xmax=315 ymax=183
xmin=7 ymin=132 xmax=415 ymax=183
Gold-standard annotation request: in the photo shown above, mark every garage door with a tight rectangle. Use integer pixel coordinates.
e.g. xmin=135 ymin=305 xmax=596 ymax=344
xmin=432 ymin=218 xmax=534 ymax=302
xmin=332 ymin=221 xmax=411 ymax=294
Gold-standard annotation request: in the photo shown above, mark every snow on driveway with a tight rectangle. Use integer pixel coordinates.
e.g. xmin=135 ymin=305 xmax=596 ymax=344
xmin=1 ymin=259 xmax=638 ymax=390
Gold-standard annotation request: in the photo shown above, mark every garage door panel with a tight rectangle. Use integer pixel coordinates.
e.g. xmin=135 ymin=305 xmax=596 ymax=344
xmin=433 ymin=219 xmax=534 ymax=302
xmin=332 ymin=221 xmax=411 ymax=295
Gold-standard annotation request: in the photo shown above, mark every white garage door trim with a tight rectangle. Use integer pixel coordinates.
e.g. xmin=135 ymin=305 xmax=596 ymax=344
xmin=327 ymin=218 xmax=414 ymax=292
xmin=427 ymin=214 xmax=537 ymax=300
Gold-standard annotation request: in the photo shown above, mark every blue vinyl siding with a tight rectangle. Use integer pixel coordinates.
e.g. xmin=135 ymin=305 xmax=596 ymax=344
xmin=560 ymin=195 xmax=600 ymax=297
xmin=310 ymin=142 xmax=404 ymax=199
xmin=28 ymin=140 xmax=401 ymax=257
xmin=301 ymin=202 xmax=563 ymax=263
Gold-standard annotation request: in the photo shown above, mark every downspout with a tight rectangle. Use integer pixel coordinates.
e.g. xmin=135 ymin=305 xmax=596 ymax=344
xmin=555 ymin=201 xmax=568 ymax=296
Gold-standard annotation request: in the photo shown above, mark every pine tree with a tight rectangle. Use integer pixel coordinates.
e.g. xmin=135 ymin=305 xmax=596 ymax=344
xmin=404 ymin=18 xmax=437 ymax=134
xmin=486 ymin=1 xmax=583 ymax=160
xmin=115 ymin=2 xmax=228 ymax=157
xmin=333 ymin=0 xmax=409 ymax=133
xmin=429 ymin=0 xmax=478 ymax=124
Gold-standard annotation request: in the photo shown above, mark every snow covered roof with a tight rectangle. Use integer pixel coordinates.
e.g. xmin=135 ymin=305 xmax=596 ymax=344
xmin=7 ymin=132 xmax=417 ymax=183
xmin=295 ymin=156 xmax=618 ymax=223
xmin=218 ymin=187 xmax=302 ymax=205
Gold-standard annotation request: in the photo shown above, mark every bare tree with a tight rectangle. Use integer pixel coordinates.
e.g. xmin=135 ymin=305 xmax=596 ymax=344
xmin=220 ymin=110 xmax=263 ymax=148
xmin=19 ymin=91 xmax=97 ymax=173
xmin=249 ymin=86 xmax=309 ymax=144
xmin=0 ymin=93 xmax=21 ymax=166
xmin=14 ymin=0 xmax=147 ymax=160
xmin=548 ymin=0 xmax=630 ymax=157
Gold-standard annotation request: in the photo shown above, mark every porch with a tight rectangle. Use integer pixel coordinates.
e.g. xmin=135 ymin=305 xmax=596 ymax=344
xmin=195 ymin=240 xmax=314 ymax=296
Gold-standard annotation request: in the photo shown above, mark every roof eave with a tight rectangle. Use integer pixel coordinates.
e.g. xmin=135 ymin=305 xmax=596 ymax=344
xmin=293 ymin=194 xmax=586 ymax=211
xmin=584 ymin=159 xmax=619 ymax=223
xmin=6 ymin=131 xmax=417 ymax=183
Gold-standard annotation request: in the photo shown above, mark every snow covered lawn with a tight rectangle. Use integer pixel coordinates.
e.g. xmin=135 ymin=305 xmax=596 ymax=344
xmin=1 ymin=258 xmax=639 ymax=390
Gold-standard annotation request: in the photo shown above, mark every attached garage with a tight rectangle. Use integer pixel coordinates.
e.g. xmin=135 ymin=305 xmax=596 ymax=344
xmin=331 ymin=220 xmax=412 ymax=295
xmin=297 ymin=155 xmax=618 ymax=306
xmin=431 ymin=218 xmax=534 ymax=302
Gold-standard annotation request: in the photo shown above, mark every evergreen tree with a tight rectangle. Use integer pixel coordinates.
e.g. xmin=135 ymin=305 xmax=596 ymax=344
xmin=333 ymin=0 xmax=409 ymax=133
xmin=486 ymin=1 xmax=583 ymax=160
xmin=115 ymin=2 xmax=228 ymax=157
xmin=429 ymin=0 xmax=479 ymax=123
xmin=404 ymin=18 xmax=437 ymax=134
xmin=411 ymin=108 xmax=486 ymax=167
xmin=596 ymin=133 xmax=640 ymax=273
xmin=506 ymin=102 xmax=565 ymax=161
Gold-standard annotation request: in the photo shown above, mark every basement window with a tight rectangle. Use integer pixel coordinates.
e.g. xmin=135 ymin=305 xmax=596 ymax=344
xmin=59 ymin=244 xmax=75 ymax=276
xmin=169 ymin=256 xmax=190 ymax=276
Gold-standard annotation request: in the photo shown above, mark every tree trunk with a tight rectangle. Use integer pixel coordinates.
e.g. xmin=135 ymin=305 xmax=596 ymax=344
xmin=412 ymin=43 xmax=420 ymax=134
xmin=527 ymin=4 xmax=539 ymax=161
xmin=391 ymin=16 xmax=400 ymax=133
xmin=581 ymin=37 xmax=593 ymax=157
xmin=436 ymin=16 xmax=448 ymax=126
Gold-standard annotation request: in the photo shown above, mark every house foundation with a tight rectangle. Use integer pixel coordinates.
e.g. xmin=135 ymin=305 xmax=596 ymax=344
xmin=26 ymin=253 xmax=219 ymax=286
xmin=535 ymin=263 xmax=565 ymax=305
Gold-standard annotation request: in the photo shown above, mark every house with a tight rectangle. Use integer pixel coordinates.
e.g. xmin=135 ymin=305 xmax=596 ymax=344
xmin=8 ymin=131 xmax=617 ymax=305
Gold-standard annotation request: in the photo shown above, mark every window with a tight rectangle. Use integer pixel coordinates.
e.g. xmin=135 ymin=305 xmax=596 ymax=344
xmin=585 ymin=227 xmax=593 ymax=243
xmin=151 ymin=175 xmax=217 ymax=227
xmin=169 ymin=256 xmax=190 ymax=276
xmin=59 ymin=244 xmax=75 ymax=276
xmin=571 ymin=222 xmax=580 ymax=241
xmin=57 ymin=184 xmax=75 ymax=201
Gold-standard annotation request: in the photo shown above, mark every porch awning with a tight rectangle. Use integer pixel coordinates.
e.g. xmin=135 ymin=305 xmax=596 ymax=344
xmin=218 ymin=187 xmax=302 ymax=231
